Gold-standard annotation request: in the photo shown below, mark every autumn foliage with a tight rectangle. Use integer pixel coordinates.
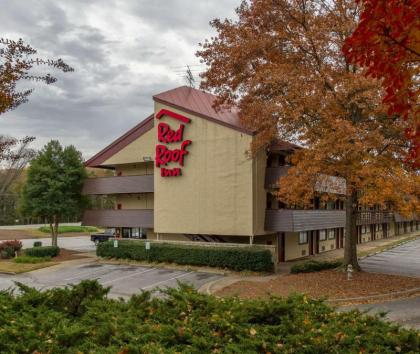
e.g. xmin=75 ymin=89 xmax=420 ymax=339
xmin=0 ymin=38 xmax=73 ymax=115
xmin=343 ymin=0 xmax=420 ymax=165
xmin=198 ymin=0 xmax=419 ymax=268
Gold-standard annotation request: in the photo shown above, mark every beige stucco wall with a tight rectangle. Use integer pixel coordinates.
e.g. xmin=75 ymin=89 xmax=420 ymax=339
xmin=116 ymin=193 xmax=154 ymax=209
xmin=103 ymin=127 xmax=155 ymax=165
xmin=153 ymin=102 xmax=255 ymax=236
xmin=319 ymin=238 xmax=336 ymax=252
xmin=285 ymin=232 xmax=309 ymax=261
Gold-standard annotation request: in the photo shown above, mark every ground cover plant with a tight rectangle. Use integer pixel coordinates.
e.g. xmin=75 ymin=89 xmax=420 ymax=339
xmin=38 ymin=225 xmax=98 ymax=234
xmin=290 ymin=260 xmax=342 ymax=274
xmin=14 ymin=255 xmax=51 ymax=263
xmin=0 ymin=280 xmax=418 ymax=353
xmin=97 ymin=240 xmax=274 ymax=272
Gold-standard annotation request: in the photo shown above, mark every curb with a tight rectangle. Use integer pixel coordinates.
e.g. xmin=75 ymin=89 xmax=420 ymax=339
xmin=328 ymin=286 xmax=420 ymax=303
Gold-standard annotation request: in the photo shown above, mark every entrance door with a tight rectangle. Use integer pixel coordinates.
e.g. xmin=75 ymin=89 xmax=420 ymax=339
xmin=122 ymin=228 xmax=131 ymax=238
xmin=309 ymin=231 xmax=318 ymax=255
xmin=370 ymin=225 xmax=376 ymax=241
xmin=277 ymin=233 xmax=285 ymax=262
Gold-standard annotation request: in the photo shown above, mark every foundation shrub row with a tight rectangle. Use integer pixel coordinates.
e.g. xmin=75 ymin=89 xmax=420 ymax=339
xmin=97 ymin=240 xmax=274 ymax=272
xmin=290 ymin=260 xmax=342 ymax=274
xmin=0 ymin=280 xmax=418 ymax=353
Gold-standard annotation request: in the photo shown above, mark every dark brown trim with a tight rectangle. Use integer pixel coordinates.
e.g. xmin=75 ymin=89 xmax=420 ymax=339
xmin=153 ymin=97 xmax=255 ymax=136
xmin=82 ymin=175 xmax=154 ymax=195
xmin=85 ymin=114 xmax=154 ymax=168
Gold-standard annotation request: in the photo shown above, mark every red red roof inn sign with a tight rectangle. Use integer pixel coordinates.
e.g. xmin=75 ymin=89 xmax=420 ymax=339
xmin=155 ymin=109 xmax=192 ymax=177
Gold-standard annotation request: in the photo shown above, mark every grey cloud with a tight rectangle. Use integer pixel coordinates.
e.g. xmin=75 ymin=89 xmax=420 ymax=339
xmin=0 ymin=0 xmax=239 ymax=159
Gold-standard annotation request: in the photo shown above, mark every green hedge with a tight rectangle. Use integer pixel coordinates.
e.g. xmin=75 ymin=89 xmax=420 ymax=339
xmin=38 ymin=226 xmax=98 ymax=234
xmin=291 ymin=260 xmax=342 ymax=274
xmin=0 ymin=280 xmax=418 ymax=353
xmin=25 ymin=246 xmax=60 ymax=258
xmin=97 ymin=240 xmax=274 ymax=272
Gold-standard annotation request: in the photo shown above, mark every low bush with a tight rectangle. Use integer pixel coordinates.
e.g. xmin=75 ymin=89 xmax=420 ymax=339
xmin=38 ymin=226 xmax=98 ymax=234
xmin=15 ymin=256 xmax=51 ymax=264
xmin=291 ymin=260 xmax=342 ymax=274
xmin=97 ymin=240 xmax=274 ymax=272
xmin=0 ymin=240 xmax=23 ymax=259
xmin=25 ymin=246 xmax=60 ymax=258
xmin=33 ymin=241 xmax=42 ymax=247
xmin=0 ymin=280 xmax=418 ymax=353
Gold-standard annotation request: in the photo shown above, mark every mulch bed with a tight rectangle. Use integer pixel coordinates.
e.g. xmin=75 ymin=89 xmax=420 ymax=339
xmin=0 ymin=230 xmax=38 ymax=240
xmin=53 ymin=249 xmax=89 ymax=262
xmin=216 ymin=270 xmax=420 ymax=303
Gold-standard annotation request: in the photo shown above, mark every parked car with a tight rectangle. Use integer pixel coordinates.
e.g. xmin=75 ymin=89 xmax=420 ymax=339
xmin=90 ymin=228 xmax=116 ymax=246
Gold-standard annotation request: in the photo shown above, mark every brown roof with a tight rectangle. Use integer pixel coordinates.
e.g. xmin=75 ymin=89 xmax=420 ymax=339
xmin=85 ymin=114 xmax=154 ymax=168
xmin=153 ymin=86 xmax=254 ymax=135
xmin=270 ymin=139 xmax=301 ymax=152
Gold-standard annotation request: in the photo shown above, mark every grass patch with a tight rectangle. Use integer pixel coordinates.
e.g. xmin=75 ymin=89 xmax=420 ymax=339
xmin=37 ymin=226 xmax=98 ymax=234
xmin=15 ymin=256 xmax=52 ymax=264
xmin=0 ymin=259 xmax=57 ymax=274
xmin=0 ymin=280 xmax=418 ymax=353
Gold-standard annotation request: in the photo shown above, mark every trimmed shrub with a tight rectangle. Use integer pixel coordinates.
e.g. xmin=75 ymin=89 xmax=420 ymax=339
xmin=0 ymin=280 xmax=418 ymax=353
xmin=33 ymin=241 xmax=42 ymax=247
xmin=38 ymin=226 xmax=98 ymax=234
xmin=25 ymin=246 xmax=60 ymax=258
xmin=97 ymin=240 xmax=274 ymax=272
xmin=291 ymin=260 xmax=342 ymax=274
xmin=0 ymin=240 xmax=23 ymax=259
xmin=15 ymin=256 xmax=52 ymax=264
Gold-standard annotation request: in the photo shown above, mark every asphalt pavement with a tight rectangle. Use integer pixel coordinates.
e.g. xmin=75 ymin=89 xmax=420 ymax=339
xmin=343 ymin=238 xmax=420 ymax=329
xmin=0 ymin=260 xmax=223 ymax=298
xmin=360 ymin=238 xmax=420 ymax=278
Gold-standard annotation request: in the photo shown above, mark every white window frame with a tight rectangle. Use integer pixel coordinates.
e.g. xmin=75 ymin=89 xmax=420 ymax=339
xmin=298 ymin=231 xmax=308 ymax=245
xmin=319 ymin=230 xmax=327 ymax=241
xmin=328 ymin=229 xmax=335 ymax=240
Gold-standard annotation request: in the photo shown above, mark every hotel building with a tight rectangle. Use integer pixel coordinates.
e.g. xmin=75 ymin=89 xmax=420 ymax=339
xmin=82 ymin=86 xmax=418 ymax=262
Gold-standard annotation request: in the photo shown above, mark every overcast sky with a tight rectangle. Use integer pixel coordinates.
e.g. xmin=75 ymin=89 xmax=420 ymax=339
xmin=0 ymin=0 xmax=238 ymax=159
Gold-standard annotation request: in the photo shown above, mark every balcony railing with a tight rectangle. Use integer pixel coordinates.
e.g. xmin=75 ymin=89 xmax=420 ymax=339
xmin=82 ymin=209 xmax=154 ymax=228
xmin=82 ymin=175 xmax=153 ymax=195
xmin=265 ymin=167 xmax=346 ymax=195
xmin=356 ymin=211 xmax=394 ymax=225
xmin=265 ymin=209 xmax=346 ymax=232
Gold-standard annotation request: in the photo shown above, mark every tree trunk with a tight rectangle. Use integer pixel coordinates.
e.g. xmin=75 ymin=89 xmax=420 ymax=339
xmin=50 ymin=215 xmax=59 ymax=247
xmin=343 ymin=191 xmax=361 ymax=271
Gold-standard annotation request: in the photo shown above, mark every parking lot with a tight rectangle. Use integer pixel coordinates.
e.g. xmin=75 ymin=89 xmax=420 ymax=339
xmin=0 ymin=261 xmax=223 ymax=298
xmin=360 ymin=238 xmax=420 ymax=278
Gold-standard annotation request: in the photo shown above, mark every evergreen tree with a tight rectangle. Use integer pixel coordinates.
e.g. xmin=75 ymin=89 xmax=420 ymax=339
xmin=22 ymin=140 xmax=87 ymax=246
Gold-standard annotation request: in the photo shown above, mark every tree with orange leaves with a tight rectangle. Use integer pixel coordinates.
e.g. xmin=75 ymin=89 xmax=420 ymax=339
xmin=198 ymin=0 xmax=418 ymax=269
xmin=342 ymin=0 xmax=420 ymax=167
xmin=0 ymin=38 xmax=73 ymax=115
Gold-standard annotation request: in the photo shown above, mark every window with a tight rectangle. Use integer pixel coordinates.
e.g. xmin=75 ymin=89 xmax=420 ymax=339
xmin=298 ymin=231 xmax=308 ymax=244
xmin=319 ymin=230 xmax=327 ymax=241
xmin=132 ymin=228 xmax=140 ymax=238
xmin=328 ymin=229 xmax=335 ymax=240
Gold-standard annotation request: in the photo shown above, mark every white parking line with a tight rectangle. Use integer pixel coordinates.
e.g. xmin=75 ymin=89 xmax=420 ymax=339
xmin=101 ymin=268 xmax=156 ymax=285
xmin=64 ymin=265 xmax=114 ymax=281
xmin=141 ymin=271 xmax=193 ymax=290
